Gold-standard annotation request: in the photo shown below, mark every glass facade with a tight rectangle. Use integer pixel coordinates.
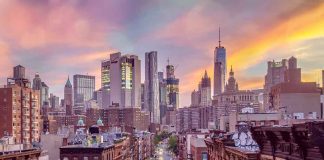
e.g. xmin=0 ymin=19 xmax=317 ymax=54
xmin=73 ymin=75 xmax=95 ymax=106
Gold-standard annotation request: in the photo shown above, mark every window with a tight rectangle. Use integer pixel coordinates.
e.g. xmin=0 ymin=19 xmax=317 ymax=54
xmin=83 ymin=157 xmax=88 ymax=160
xmin=63 ymin=157 xmax=69 ymax=160
xmin=73 ymin=157 xmax=78 ymax=160
xmin=93 ymin=157 xmax=99 ymax=160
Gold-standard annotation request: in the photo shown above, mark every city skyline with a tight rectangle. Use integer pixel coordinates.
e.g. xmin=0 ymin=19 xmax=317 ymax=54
xmin=0 ymin=1 xmax=324 ymax=107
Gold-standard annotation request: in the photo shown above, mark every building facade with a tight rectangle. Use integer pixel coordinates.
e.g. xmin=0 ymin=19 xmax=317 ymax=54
xmin=144 ymin=51 xmax=160 ymax=123
xmin=263 ymin=58 xmax=288 ymax=111
xmin=0 ymin=65 xmax=41 ymax=144
xmin=165 ymin=62 xmax=180 ymax=109
xmin=103 ymin=52 xmax=141 ymax=108
xmin=214 ymin=29 xmax=226 ymax=96
xmin=64 ymin=77 xmax=73 ymax=115
xmin=73 ymin=74 xmax=95 ymax=108
xmin=214 ymin=67 xmax=260 ymax=122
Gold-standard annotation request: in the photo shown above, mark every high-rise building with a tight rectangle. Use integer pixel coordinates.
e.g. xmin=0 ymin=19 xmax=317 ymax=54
xmin=165 ymin=61 xmax=180 ymax=109
xmin=49 ymin=93 xmax=60 ymax=108
xmin=200 ymin=70 xmax=212 ymax=106
xmin=263 ymin=58 xmax=288 ymax=111
xmin=0 ymin=65 xmax=41 ymax=144
xmin=213 ymin=62 xmax=222 ymax=96
xmin=64 ymin=77 xmax=73 ymax=115
xmin=73 ymin=74 xmax=95 ymax=107
xmin=158 ymin=73 xmax=168 ymax=123
xmin=32 ymin=73 xmax=42 ymax=107
xmin=41 ymin=82 xmax=49 ymax=106
xmin=144 ymin=51 xmax=160 ymax=123
xmin=141 ymin=83 xmax=145 ymax=109
xmin=214 ymin=28 xmax=226 ymax=96
xmin=101 ymin=60 xmax=110 ymax=89
xmin=32 ymin=73 xmax=42 ymax=90
xmin=191 ymin=90 xmax=200 ymax=106
xmin=104 ymin=52 xmax=141 ymax=108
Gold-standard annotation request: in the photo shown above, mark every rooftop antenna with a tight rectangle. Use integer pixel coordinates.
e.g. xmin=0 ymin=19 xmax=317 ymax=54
xmin=167 ymin=57 xmax=170 ymax=66
xmin=219 ymin=27 xmax=221 ymax=47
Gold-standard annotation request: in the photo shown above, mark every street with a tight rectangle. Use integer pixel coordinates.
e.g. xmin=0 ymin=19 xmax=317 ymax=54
xmin=153 ymin=140 xmax=175 ymax=160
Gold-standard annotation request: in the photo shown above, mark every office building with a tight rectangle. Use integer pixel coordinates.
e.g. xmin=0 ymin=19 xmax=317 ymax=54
xmin=73 ymin=74 xmax=95 ymax=107
xmin=101 ymin=59 xmax=110 ymax=89
xmin=165 ymin=61 xmax=180 ymax=109
xmin=191 ymin=90 xmax=200 ymax=106
xmin=64 ymin=77 xmax=73 ymax=115
xmin=41 ymin=82 xmax=49 ymax=107
xmin=141 ymin=83 xmax=145 ymax=109
xmin=0 ymin=65 xmax=41 ymax=144
xmin=50 ymin=93 xmax=60 ymax=108
xmin=103 ymin=52 xmax=141 ymax=108
xmin=263 ymin=58 xmax=288 ymax=111
xmin=214 ymin=28 xmax=226 ymax=96
xmin=96 ymin=88 xmax=110 ymax=109
xmin=32 ymin=73 xmax=47 ymax=108
xmin=144 ymin=51 xmax=160 ymax=123
xmin=32 ymin=73 xmax=42 ymax=90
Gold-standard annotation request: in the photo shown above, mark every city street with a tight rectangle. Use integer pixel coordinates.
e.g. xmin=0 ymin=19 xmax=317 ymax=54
xmin=153 ymin=140 xmax=175 ymax=160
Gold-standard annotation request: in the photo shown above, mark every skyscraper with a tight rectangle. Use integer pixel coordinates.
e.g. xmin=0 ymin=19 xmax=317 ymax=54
xmin=41 ymin=82 xmax=49 ymax=106
xmin=64 ymin=77 xmax=73 ymax=115
xmin=165 ymin=61 xmax=179 ymax=109
xmin=103 ymin=52 xmax=141 ymax=108
xmin=214 ymin=28 xmax=226 ymax=96
xmin=144 ymin=51 xmax=160 ymax=123
xmin=32 ymin=73 xmax=42 ymax=90
xmin=73 ymin=74 xmax=95 ymax=107
xmin=200 ymin=70 xmax=212 ymax=106
xmin=158 ymin=72 xmax=168 ymax=123
xmin=32 ymin=73 xmax=42 ymax=107
xmin=101 ymin=60 xmax=110 ymax=89
xmin=214 ymin=62 xmax=222 ymax=96
xmin=49 ymin=93 xmax=60 ymax=108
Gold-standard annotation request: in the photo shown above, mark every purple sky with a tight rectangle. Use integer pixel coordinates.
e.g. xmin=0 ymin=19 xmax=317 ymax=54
xmin=0 ymin=0 xmax=324 ymax=106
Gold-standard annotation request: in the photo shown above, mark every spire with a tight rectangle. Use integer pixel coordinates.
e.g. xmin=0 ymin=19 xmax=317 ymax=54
xmin=65 ymin=76 xmax=72 ymax=88
xmin=218 ymin=27 xmax=221 ymax=47
xmin=204 ymin=70 xmax=208 ymax=78
xmin=229 ymin=65 xmax=234 ymax=77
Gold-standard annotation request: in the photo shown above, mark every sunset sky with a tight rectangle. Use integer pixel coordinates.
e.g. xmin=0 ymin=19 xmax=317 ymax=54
xmin=0 ymin=0 xmax=324 ymax=107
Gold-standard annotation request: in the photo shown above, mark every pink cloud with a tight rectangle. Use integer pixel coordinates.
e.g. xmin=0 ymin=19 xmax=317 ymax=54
xmin=0 ymin=1 xmax=114 ymax=49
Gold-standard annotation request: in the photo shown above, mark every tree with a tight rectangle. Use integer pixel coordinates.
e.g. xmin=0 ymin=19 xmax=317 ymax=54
xmin=168 ymin=135 xmax=178 ymax=155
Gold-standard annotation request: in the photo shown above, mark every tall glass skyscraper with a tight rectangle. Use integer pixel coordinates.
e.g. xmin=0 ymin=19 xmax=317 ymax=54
xmin=214 ymin=28 xmax=226 ymax=96
xmin=73 ymin=74 xmax=95 ymax=107
xmin=145 ymin=51 xmax=160 ymax=123
xmin=165 ymin=62 xmax=179 ymax=109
